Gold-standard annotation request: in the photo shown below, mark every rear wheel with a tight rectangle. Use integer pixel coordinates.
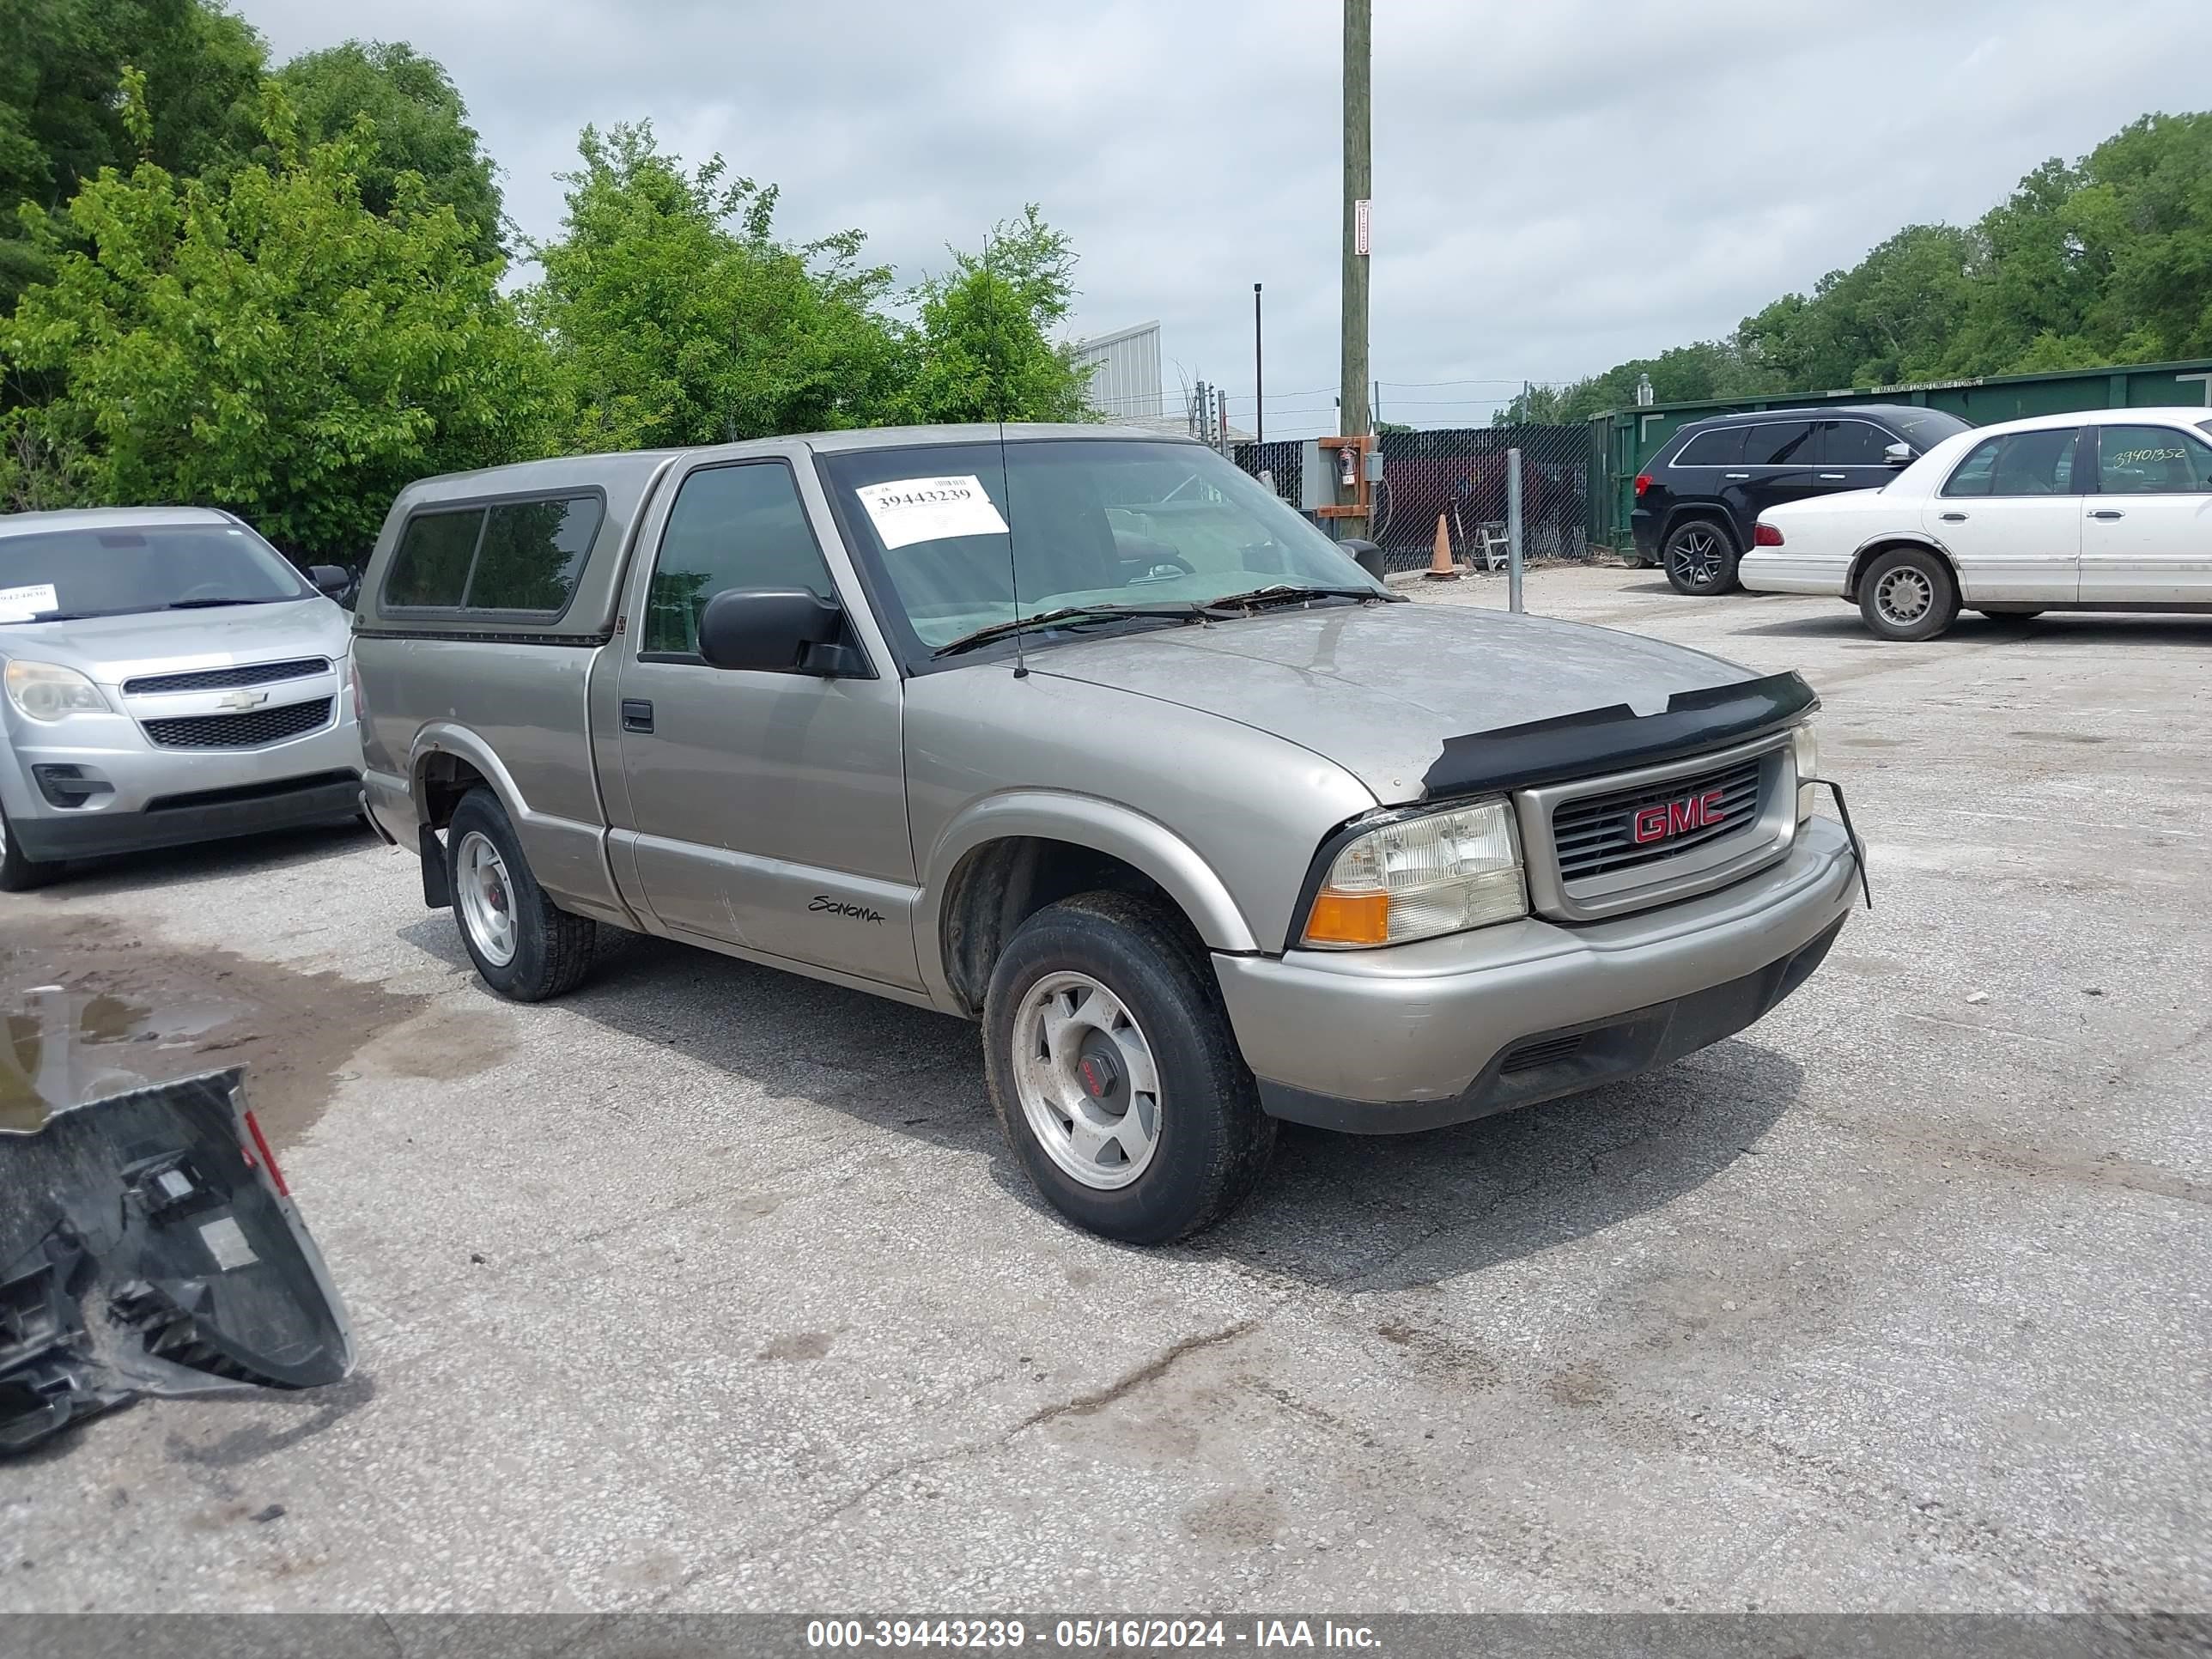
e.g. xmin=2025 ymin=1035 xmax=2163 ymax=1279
xmin=0 ymin=802 xmax=61 ymax=893
xmin=983 ymin=891 xmax=1274 ymax=1243
xmin=1859 ymin=547 xmax=1960 ymax=641
xmin=1662 ymin=519 xmax=1741 ymax=595
xmin=445 ymin=788 xmax=597 ymax=1000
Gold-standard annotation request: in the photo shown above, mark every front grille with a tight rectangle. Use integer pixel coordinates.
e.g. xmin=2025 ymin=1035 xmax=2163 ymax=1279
xmin=1552 ymin=754 xmax=1764 ymax=884
xmin=141 ymin=698 xmax=331 ymax=750
xmin=124 ymin=657 xmax=329 ymax=696
xmin=1499 ymin=1034 xmax=1583 ymax=1074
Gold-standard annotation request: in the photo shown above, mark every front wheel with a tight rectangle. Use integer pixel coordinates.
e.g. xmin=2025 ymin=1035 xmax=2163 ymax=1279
xmin=1662 ymin=520 xmax=1740 ymax=595
xmin=983 ymin=892 xmax=1274 ymax=1243
xmin=0 ymin=801 xmax=61 ymax=893
xmin=445 ymin=787 xmax=597 ymax=1000
xmin=1859 ymin=548 xmax=1960 ymax=641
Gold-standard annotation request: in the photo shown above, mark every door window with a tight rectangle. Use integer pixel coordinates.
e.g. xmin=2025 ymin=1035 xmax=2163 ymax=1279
xmin=1818 ymin=421 xmax=1893 ymax=466
xmin=1942 ymin=428 xmax=2079 ymax=497
xmin=641 ymin=463 xmax=836 ymax=658
xmin=1742 ymin=422 xmax=1814 ymax=465
xmin=2095 ymin=425 xmax=2212 ymax=495
xmin=1673 ymin=428 xmax=1744 ymax=466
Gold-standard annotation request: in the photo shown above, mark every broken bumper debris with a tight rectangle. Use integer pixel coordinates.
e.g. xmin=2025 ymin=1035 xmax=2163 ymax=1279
xmin=0 ymin=1066 xmax=353 ymax=1455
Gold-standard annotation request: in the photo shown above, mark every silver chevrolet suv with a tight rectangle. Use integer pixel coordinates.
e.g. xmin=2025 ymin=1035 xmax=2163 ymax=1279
xmin=1 ymin=507 xmax=362 ymax=890
xmin=354 ymin=427 xmax=1863 ymax=1242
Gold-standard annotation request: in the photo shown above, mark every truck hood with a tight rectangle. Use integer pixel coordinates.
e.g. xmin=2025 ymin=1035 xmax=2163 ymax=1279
xmin=1027 ymin=600 xmax=1753 ymax=805
xmin=0 ymin=598 xmax=349 ymax=685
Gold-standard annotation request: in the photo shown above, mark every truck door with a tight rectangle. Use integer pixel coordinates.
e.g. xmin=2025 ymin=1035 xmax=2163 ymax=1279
xmin=611 ymin=456 xmax=921 ymax=990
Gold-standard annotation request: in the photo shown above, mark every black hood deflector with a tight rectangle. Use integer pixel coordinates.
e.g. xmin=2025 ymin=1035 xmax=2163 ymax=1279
xmin=1421 ymin=671 xmax=1819 ymax=800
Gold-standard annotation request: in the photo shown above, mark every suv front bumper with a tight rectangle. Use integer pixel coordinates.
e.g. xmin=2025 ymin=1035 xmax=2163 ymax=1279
xmin=1213 ymin=816 xmax=1858 ymax=1133
xmin=3 ymin=715 xmax=362 ymax=862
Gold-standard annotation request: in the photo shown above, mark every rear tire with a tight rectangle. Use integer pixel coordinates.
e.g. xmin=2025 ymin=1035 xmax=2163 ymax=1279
xmin=983 ymin=891 xmax=1274 ymax=1244
xmin=1859 ymin=547 xmax=1960 ymax=641
xmin=445 ymin=787 xmax=597 ymax=1000
xmin=0 ymin=802 xmax=61 ymax=893
xmin=1662 ymin=519 xmax=1741 ymax=595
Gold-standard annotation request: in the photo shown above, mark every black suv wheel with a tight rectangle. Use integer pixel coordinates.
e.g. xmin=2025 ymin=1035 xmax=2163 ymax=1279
xmin=1662 ymin=519 xmax=1741 ymax=595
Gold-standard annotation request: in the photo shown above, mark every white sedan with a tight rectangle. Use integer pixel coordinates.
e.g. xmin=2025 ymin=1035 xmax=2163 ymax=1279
xmin=1740 ymin=405 xmax=2212 ymax=640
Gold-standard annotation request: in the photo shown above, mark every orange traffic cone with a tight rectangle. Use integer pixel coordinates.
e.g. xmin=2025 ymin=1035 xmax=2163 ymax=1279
xmin=1423 ymin=511 xmax=1460 ymax=580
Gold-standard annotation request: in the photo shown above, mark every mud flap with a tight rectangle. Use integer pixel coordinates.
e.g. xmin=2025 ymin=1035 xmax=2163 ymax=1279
xmin=1806 ymin=777 xmax=1874 ymax=910
xmin=420 ymin=823 xmax=451 ymax=908
xmin=0 ymin=1067 xmax=353 ymax=1456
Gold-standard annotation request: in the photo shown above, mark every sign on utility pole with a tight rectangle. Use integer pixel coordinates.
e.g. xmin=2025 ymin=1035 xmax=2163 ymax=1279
xmin=1339 ymin=0 xmax=1371 ymax=539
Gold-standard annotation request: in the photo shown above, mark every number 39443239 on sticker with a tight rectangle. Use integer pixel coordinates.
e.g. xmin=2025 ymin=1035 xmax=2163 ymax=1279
xmin=854 ymin=475 xmax=1011 ymax=550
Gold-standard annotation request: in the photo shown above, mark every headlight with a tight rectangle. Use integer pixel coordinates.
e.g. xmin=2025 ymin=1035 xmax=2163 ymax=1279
xmin=4 ymin=659 xmax=110 ymax=721
xmin=1303 ymin=799 xmax=1528 ymax=949
xmin=1792 ymin=722 xmax=1820 ymax=822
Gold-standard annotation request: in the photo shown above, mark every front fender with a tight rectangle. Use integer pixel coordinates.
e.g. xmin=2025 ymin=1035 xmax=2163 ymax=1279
xmin=915 ymin=790 xmax=1261 ymax=1010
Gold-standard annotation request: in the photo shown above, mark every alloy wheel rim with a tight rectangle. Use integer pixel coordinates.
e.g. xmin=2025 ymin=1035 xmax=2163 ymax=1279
xmin=1876 ymin=568 xmax=1932 ymax=627
xmin=1011 ymin=971 xmax=1162 ymax=1191
xmin=1671 ymin=528 xmax=1723 ymax=587
xmin=456 ymin=830 xmax=519 ymax=967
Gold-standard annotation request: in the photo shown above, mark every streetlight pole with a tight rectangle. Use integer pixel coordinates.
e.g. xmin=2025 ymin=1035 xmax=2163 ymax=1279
xmin=1253 ymin=282 xmax=1264 ymax=446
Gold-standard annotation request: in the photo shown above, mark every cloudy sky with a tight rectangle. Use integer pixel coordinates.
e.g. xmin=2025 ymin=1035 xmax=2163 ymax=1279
xmin=238 ymin=0 xmax=2205 ymax=439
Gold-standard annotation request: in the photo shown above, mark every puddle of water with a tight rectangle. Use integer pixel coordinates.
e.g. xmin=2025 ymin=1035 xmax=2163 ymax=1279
xmin=2 ymin=988 xmax=251 ymax=1132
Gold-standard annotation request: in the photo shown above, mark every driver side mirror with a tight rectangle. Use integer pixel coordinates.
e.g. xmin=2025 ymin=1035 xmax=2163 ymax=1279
xmin=308 ymin=563 xmax=351 ymax=597
xmin=1339 ymin=538 xmax=1389 ymax=582
xmin=697 ymin=587 xmax=863 ymax=676
xmin=1883 ymin=442 xmax=1913 ymax=467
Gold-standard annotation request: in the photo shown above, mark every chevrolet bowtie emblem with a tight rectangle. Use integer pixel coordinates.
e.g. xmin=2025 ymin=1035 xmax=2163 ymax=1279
xmin=216 ymin=688 xmax=270 ymax=711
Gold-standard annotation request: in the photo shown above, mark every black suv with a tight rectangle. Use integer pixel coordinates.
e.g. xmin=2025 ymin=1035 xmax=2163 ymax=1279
xmin=1631 ymin=404 xmax=1972 ymax=594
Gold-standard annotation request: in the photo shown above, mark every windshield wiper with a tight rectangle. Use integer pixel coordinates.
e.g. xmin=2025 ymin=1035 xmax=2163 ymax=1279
xmin=163 ymin=596 xmax=289 ymax=610
xmin=1205 ymin=582 xmax=1394 ymax=611
xmin=933 ymin=603 xmax=1211 ymax=659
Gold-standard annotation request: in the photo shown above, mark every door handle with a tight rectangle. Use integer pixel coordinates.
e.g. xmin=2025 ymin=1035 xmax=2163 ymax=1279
xmin=1818 ymin=472 xmax=1847 ymax=481
xmin=621 ymin=698 xmax=654 ymax=733
xmin=1940 ymin=512 xmax=1968 ymax=522
xmin=2088 ymin=508 xmax=2125 ymax=520
xmin=1723 ymin=472 xmax=1750 ymax=480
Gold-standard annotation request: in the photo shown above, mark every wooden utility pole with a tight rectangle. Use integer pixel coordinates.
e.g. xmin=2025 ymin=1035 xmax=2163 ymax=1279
xmin=1339 ymin=0 xmax=1372 ymax=535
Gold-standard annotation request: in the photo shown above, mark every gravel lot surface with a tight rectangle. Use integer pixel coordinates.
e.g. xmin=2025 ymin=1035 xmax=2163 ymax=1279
xmin=3 ymin=565 xmax=2205 ymax=1613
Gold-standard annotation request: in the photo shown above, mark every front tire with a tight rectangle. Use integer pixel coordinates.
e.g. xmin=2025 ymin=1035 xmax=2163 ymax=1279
xmin=1662 ymin=519 xmax=1741 ymax=595
xmin=0 ymin=802 xmax=61 ymax=893
xmin=445 ymin=787 xmax=597 ymax=1000
xmin=983 ymin=891 xmax=1274 ymax=1244
xmin=1859 ymin=547 xmax=1960 ymax=641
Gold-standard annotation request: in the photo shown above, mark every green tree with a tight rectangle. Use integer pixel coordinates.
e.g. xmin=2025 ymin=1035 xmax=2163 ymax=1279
xmin=526 ymin=122 xmax=905 ymax=451
xmin=898 ymin=205 xmax=1096 ymax=424
xmin=1 ymin=83 xmax=550 ymax=554
xmin=0 ymin=0 xmax=264 ymax=307
xmin=244 ymin=40 xmax=503 ymax=263
xmin=1741 ymin=224 xmax=1977 ymax=388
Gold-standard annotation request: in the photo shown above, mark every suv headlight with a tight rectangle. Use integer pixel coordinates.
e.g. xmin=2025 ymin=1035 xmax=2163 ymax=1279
xmin=4 ymin=659 xmax=110 ymax=721
xmin=1792 ymin=722 xmax=1820 ymax=822
xmin=1302 ymin=798 xmax=1528 ymax=949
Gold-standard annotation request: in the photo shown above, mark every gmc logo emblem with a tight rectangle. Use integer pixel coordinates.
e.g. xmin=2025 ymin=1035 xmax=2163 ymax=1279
xmin=1633 ymin=788 xmax=1727 ymax=845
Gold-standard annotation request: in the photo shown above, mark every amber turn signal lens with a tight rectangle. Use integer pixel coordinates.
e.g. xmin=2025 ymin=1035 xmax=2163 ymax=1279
xmin=1304 ymin=889 xmax=1391 ymax=947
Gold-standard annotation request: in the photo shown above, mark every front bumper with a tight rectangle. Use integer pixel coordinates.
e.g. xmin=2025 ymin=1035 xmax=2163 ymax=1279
xmin=3 ymin=714 xmax=363 ymax=862
xmin=1740 ymin=550 xmax=1851 ymax=596
xmin=1213 ymin=816 xmax=1858 ymax=1133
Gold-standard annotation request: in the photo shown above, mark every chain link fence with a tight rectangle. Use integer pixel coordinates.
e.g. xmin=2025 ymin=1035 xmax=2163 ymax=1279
xmin=1234 ymin=423 xmax=1606 ymax=575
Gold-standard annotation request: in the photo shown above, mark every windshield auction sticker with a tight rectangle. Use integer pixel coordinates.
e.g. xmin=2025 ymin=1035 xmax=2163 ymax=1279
xmin=855 ymin=476 xmax=1011 ymax=550
xmin=0 ymin=582 xmax=59 ymax=622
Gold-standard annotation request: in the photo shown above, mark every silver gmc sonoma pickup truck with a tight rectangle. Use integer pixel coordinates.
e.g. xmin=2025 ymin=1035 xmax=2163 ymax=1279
xmin=354 ymin=426 xmax=1864 ymax=1242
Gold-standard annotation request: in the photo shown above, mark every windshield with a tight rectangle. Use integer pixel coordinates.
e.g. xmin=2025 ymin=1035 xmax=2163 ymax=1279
xmin=817 ymin=439 xmax=1384 ymax=656
xmin=0 ymin=522 xmax=310 ymax=622
xmin=1890 ymin=410 xmax=1971 ymax=449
